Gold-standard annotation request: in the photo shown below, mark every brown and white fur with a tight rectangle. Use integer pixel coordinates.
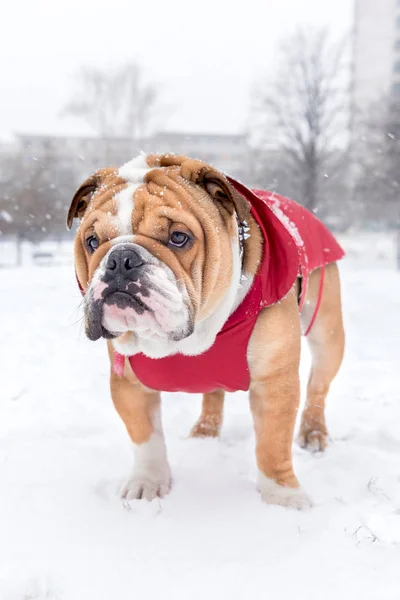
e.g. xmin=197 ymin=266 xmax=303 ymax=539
xmin=68 ymin=153 xmax=345 ymax=509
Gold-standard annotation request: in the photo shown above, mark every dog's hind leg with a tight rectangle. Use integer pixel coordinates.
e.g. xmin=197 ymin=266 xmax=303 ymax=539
xmin=298 ymin=263 xmax=345 ymax=452
xmin=190 ymin=389 xmax=225 ymax=438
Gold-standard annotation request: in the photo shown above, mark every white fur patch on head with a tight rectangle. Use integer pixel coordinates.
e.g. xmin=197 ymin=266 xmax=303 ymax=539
xmin=118 ymin=153 xmax=151 ymax=183
xmin=112 ymin=154 xmax=153 ymax=236
xmin=113 ymin=185 xmax=137 ymax=236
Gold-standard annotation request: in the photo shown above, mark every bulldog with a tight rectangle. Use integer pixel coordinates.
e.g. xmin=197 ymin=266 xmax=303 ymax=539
xmin=67 ymin=153 xmax=345 ymax=509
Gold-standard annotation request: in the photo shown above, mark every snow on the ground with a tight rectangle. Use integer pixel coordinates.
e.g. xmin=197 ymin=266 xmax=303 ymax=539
xmin=0 ymin=240 xmax=400 ymax=599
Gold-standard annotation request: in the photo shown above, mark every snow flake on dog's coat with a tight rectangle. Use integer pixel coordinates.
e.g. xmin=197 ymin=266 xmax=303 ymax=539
xmin=270 ymin=195 xmax=305 ymax=248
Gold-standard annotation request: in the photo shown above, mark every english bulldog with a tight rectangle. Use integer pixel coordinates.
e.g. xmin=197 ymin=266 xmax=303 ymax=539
xmin=67 ymin=153 xmax=345 ymax=509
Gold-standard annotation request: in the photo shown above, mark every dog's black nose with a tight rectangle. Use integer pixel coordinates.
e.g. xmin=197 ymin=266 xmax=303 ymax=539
xmin=106 ymin=247 xmax=144 ymax=276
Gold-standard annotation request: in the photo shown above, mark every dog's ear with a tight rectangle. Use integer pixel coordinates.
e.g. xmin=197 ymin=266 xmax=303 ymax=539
xmin=66 ymin=168 xmax=117 ymax=230
xmin=66 ymin=175 xmax=97 ymax=230
xmin=199 ymin=170 xmax=250 ymax=224
xmin=151 ymin=154 xmax=250 ymax=223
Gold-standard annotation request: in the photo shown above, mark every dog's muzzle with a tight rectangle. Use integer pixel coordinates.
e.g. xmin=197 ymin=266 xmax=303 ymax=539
xmin=101 ymin=245 xmax=149 ymax=313
xmin=84 ymin=243 xmax=193 ymax=344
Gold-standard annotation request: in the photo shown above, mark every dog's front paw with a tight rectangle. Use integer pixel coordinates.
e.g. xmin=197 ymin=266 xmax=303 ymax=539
xmin=121 ymin=463 xmax=172 ymax=501
xmin=298 ymin=428 xmax=329 ymax=452
xmin=257 ymin=472 xmax=313 ymax=510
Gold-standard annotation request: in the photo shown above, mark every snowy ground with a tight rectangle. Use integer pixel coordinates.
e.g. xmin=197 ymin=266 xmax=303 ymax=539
xmin=0 ymin=236 xmax=399 ymax=599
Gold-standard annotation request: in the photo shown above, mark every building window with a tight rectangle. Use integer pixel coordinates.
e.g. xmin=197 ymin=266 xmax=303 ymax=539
xmin=392 ymin=82 xmax=400 ymax=96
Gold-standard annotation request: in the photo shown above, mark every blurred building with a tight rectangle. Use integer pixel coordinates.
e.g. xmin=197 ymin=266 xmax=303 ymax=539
xmin=350 ymin=0 xmax=400 ymax=217
xmin=351 ymin=0 xmax=398 ymax=139
xmin=15 ymin=134 xmax=140 ymax=181
xmin=149 ymin=132 xmax=248 ymax=179
xmin=352 ymin=0 xmax=397 ymax=110
xmin=14 ymin=131 xmax=249 ymax=181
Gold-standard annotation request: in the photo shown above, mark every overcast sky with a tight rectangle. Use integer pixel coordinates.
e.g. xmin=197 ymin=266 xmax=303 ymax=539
xmin=1 ymin=0 xmax=352 ymax=140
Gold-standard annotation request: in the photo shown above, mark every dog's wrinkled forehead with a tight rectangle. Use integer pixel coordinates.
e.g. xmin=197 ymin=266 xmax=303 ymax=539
xmin=66 ymin=153 xmax=250 ymax=232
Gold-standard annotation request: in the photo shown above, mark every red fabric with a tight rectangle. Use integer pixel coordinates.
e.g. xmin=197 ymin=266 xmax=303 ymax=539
xmin=249 ymin=187 xmax=344 ymax=309
xmin=128 ymin=183 xmax=345 ymax=394
xmin=304 ymin=265 xmax=325 ymax=337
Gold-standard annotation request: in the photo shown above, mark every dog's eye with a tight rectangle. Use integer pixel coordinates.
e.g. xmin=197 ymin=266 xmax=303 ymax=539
xmin=169 ymin=231 xmax=190 ymax=248
xmin=86 ymin=235 xmax=99 ymax=253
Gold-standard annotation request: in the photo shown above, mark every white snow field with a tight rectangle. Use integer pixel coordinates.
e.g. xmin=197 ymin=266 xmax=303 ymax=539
xmin=0 ymin=234 xmax=399 ymax=599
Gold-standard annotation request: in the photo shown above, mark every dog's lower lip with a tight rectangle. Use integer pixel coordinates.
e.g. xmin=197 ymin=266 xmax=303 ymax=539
xmin=105 ymin=290 xmax=148 ymax=312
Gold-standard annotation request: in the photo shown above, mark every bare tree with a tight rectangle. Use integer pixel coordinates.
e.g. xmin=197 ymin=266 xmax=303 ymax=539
xmin=0 ymin=152 xmax=77 ymax=241
xmin=249 ymin=29 xmax=349 ymax=215
xmin=63 ymin=62 xmax=160 ymax=141
xmin=352 ymin=96 xmax=400 ymax=228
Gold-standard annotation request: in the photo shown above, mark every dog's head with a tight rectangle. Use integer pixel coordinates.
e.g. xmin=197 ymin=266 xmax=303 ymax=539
xmin=68 ymin=154 xmax=252 ymax=358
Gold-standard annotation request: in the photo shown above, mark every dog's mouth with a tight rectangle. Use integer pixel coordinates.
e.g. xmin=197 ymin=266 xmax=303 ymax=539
xmin=103 ymin=290 xmax=149 ymax=314
xmin=85 ymin=282 xmax=193 ymax=345
xmin=85 ymin=289 xmax=151 ymax=341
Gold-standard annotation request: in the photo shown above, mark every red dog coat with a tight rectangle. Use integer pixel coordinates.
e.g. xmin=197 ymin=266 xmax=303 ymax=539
xmin=124 ymin=180 xmax=345 ymax=393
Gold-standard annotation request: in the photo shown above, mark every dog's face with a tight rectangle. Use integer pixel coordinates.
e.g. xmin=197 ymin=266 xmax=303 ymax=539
xmin=68 ymin=154 xmax=250 ymax=358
